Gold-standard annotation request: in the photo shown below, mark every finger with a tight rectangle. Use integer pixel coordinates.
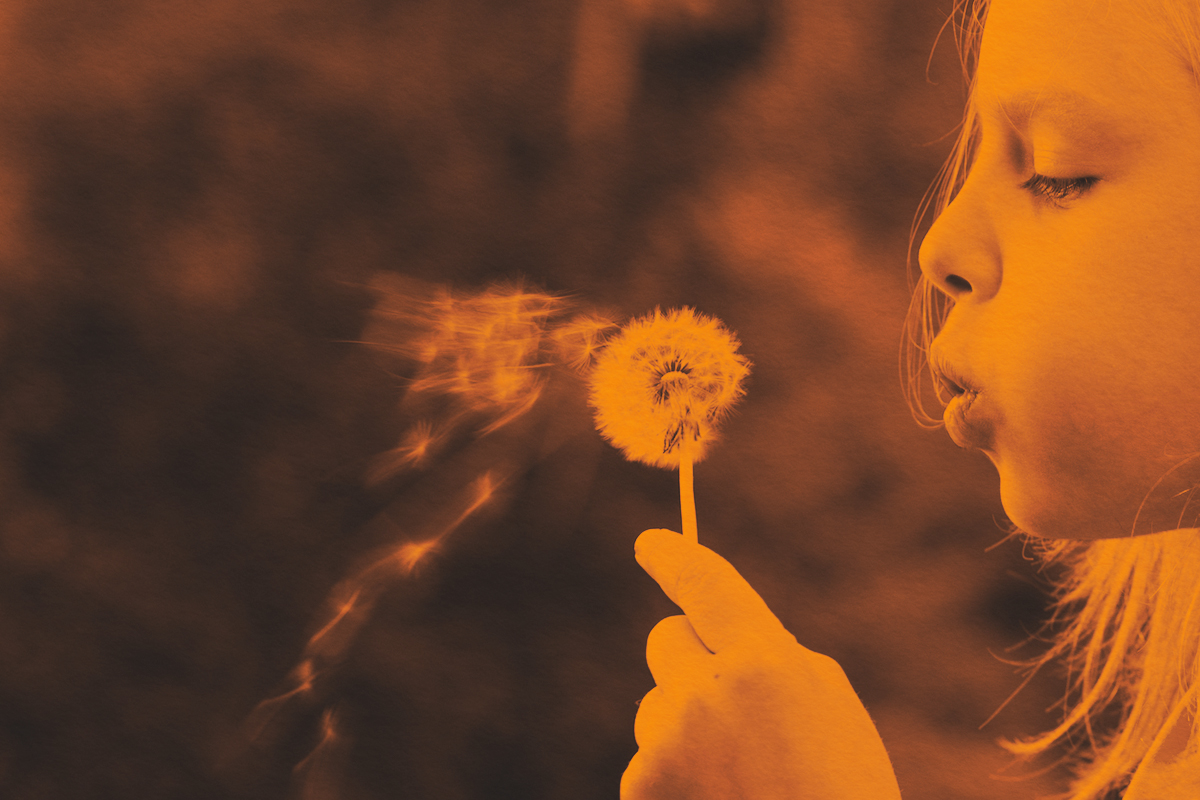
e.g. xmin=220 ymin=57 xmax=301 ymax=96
xmin=621 ymin=750 xmax=649 ymax=799
xmin=645 ymin=615 xmax=711 ymax=690
xmin=623 ymin=749 xmax=691 ymax=800
xmin=632 ymin=685 xmax=670 ymax=748
xmin=621 ymin=746 xmax=682 ymax=800
xmin=635 ymin=528 xmax=792 ymax=654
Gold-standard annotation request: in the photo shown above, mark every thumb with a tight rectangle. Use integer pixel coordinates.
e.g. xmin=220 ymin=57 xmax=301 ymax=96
xmin=635 ymin=528 xmax=793 ymax=654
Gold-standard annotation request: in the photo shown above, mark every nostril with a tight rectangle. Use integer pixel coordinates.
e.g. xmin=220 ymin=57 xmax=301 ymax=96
xmin=946 ymin=274 xmax=972 ymax=293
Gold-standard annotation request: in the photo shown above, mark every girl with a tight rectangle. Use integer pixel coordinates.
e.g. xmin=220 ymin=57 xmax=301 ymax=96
xmin=621 ymin=0 xmax=1200 ymax=798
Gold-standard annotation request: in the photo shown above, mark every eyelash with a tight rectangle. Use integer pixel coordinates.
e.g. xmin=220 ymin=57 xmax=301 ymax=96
xmin=1019 ymin=173 xmax=1099 ymax=205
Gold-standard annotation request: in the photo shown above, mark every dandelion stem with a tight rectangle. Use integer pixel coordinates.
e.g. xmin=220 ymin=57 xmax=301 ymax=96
xmin=679 ymin=438 xmax=697 ymax=543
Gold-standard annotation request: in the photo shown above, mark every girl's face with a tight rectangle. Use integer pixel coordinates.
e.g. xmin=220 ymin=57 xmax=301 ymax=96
xmin=919 ymin=0 xmax=1200 ymax=540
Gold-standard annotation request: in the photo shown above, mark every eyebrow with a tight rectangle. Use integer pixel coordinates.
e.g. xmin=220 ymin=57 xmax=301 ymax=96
xmin=975 ymin=86 xmax=1145 ymax=163
xmin=986 ymin=87 xmax=1127 ymax=137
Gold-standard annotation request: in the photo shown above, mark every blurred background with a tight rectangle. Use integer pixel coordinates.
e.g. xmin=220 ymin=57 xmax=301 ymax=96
xmin=0 ymin=1 xmax=1078 ymax=797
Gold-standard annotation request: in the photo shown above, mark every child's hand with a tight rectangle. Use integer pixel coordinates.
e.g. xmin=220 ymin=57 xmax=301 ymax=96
xmin=622 ymin=529 xmax=902 ymax=800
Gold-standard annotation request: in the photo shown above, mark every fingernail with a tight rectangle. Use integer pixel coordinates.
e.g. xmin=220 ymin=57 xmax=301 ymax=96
xmin=634 ymin=528 xmax=678 ymax=555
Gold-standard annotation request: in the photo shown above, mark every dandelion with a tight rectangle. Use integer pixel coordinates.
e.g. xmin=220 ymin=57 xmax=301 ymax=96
xmin=588 ymin=307 xmax=750 ymax=542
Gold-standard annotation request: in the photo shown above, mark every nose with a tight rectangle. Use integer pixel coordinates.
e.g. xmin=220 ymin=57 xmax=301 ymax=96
xmin=918 ymin=170 xmax=1002 ymax=303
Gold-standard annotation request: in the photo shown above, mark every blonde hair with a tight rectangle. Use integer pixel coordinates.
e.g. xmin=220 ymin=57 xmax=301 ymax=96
xmin=901 ymin=1 xmax=1200 ymax=798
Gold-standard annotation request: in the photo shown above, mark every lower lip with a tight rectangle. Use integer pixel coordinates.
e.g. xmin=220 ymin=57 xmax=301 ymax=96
xmin=944 ymin=391 xmax=992 ymax=450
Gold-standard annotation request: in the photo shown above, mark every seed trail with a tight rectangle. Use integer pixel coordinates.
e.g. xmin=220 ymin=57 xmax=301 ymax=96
xmin=245 ymin=275 xmax=616 ymax=789
xmin=294 ymin=709 xmax=338 ymax=773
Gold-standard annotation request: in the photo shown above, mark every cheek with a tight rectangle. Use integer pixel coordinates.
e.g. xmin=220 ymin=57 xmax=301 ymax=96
xmin=978 ymin=305 xmax=1200 ymax=538
xmin=1003 ymin=407 xmax=1128 ymax=532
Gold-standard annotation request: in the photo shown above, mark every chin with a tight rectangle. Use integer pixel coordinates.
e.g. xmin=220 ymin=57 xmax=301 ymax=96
xmin=999 ymin=467 xmax=1200 ymax=541
xmin=1002 ymin=511 xmax=1109 ymax=541
xmin=997 ymin=465 xmax=1129 ymax=541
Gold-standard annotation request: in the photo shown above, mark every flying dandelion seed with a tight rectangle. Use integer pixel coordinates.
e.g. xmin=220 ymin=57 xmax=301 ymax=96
xmin=588 ymin=307 xmax=750 ymax=543
xmin=357 ymin=274 xmax=602 ymax=483
xmin=550 ymin=312 xmax=620 ymax=372
xmin=368 ymin=274 xmax=561 ymax=414
xmin=364 ymin=420 xmax=443 ymax=485
xmin=295 ymin=709 xmax=339 ymax=772
xmin=395 ymin=538 xmax=440 ymax=573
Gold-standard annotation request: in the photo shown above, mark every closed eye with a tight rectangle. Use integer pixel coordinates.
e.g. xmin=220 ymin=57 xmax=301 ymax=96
xmin=1020 ymin=173 xmax=1099 ymax=205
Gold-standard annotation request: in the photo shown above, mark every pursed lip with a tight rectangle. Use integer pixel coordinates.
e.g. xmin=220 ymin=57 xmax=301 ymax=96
xmin=943 ymin=389 xmax=993 ymax=451
xmin=929 ymin=343 xmax=993 ymax=451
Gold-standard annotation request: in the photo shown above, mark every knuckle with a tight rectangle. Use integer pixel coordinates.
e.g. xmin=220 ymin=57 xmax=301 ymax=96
xmin=722 ymin=654 xmax=772 ymax=692
xmin=645 ymin=615 xmax=690 ymax=661
xmin=809 ymin=650 xmax=848 ymax=680
xmin=647 ymin=614 xmax=690 ymax=644
xmin=720 ymin=640 xmax=843 ymax=693
xmin=673 ymin=551 xmax=728 ymax=604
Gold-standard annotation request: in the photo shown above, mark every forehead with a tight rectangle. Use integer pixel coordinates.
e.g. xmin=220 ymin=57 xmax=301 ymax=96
xmin=975 ymin=0 xmax=1188 ymax=121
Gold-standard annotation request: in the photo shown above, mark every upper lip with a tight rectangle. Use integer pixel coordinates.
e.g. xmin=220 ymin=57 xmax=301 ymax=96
xmin=930 ymin=349 xmax=980 ymax=400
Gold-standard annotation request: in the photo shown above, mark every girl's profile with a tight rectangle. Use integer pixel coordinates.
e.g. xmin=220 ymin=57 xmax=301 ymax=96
xmin=624 ymin=0 xmax=1200 ymax=798
xmin=6 ymin=0 xmax=1200 ymax=796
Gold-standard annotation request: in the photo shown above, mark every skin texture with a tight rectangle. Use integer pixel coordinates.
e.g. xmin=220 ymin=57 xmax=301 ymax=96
xmin=921 ymin=0 xmax=1200 ymax=540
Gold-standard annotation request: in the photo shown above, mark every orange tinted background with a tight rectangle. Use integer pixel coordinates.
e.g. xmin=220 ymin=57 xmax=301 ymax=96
xmin=0 ymin=1 xmax=1072 ymax=797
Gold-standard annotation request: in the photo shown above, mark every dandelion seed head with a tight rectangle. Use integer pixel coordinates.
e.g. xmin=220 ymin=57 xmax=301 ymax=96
xmin=588 ymin=307 xmax=750 ymax=468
